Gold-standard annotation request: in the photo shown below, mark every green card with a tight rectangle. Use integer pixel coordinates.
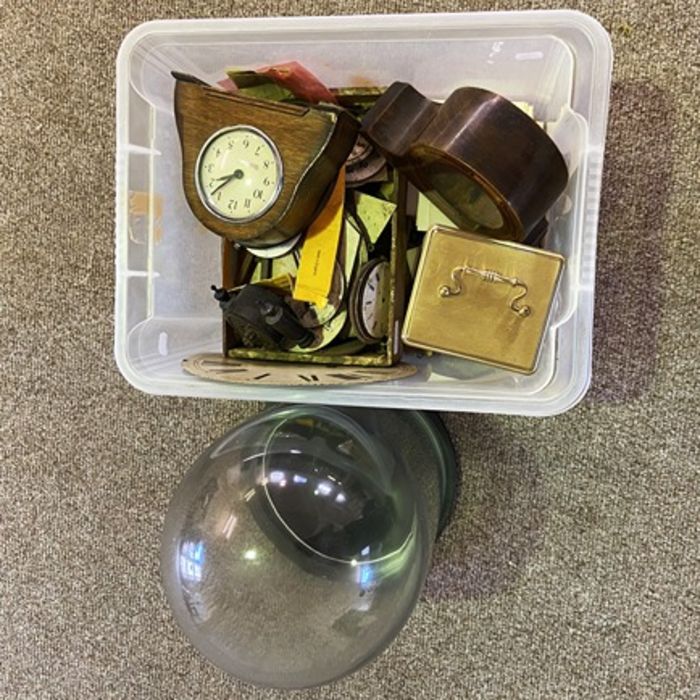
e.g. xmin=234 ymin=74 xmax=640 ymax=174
xmin=226 ymin=69 xmax=295 ymax=102
xmin=406 ymin=246 xmax=422 ymax=279
xmin=271 ymin=253 xmax=299 ymax=278
xmin=415 ymin=194 xmax=457 ymax=231
xmin=377 ymin=180 xmax=396 ymax=201
xmin=341 ymin=218 xmax=362 ymax=282
xmin=353 ymin=191 xmax=396 ymax=244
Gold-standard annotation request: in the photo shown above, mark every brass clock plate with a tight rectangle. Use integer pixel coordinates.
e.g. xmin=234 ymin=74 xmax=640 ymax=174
xmin=402 ymin=226 xmax=565 ymax=374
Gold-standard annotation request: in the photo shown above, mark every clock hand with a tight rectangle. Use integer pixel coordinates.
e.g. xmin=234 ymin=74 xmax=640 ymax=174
xmin=210 ymin=168 xmax=245 ymax=195
xmin=212 ymin=168 xmax=246 ymax=181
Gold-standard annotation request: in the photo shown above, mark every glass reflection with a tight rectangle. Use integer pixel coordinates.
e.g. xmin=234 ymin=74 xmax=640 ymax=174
xmin=179 ymin=540 xmax=204 ymax=583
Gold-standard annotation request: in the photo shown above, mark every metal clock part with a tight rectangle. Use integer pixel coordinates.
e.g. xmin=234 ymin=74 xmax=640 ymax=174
xmin=241 ymin=232 xmax=302 ymax=259
xmin=293 ymin=261 xmax=346 ymax=329
xmin=212 ymin=284 xmax=313 ymax=351
xmin=349 ymin=259 xmax=391 ymax=344
xmin=401 ymin=226 xmax=565 ymax=374
xmin=290 ymin=308 xmax=349 ymax=353
xmin=196 ymin=125 xmax=284 ymax=224
xmin=182 ymin=353 xmax=418 ymax=386
xmin=345 ymin=133 xmax=387 ymax=186
xmin=346 ymin=132 xmax=374 ymax=166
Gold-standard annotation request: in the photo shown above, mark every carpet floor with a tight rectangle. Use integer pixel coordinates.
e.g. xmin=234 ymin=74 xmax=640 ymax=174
xmin=1 ymin=1 xmax=698 ymax=698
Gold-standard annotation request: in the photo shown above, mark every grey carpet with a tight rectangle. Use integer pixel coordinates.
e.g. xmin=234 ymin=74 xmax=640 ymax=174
xmin=1 ymin=0 xmax=698 ymax=698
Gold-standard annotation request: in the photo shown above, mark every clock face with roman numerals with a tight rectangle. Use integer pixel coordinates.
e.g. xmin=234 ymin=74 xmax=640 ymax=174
xmin=182 ymin=354 xmax=417 ymax=386
xmin=195 ymin=125 xmax=283 ymax=223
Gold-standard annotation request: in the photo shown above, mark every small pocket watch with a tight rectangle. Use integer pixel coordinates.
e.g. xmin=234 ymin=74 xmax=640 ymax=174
xmin=349 ymin=259 xmax=391 ymax=344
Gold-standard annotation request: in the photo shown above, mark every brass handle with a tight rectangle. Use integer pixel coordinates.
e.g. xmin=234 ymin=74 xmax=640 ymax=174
xmin=438 ymin=264 xmax=531 ymax=317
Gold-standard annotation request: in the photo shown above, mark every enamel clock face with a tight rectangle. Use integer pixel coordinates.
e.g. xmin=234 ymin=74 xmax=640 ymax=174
xmin=350 ymin=259 xmax=391 ymax=343
xmin=195 ymin=126 xmax=283 ymax=223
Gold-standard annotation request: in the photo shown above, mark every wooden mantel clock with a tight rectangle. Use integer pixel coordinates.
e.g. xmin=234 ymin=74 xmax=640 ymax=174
xmin=173 ymin=73 xmax=359 ymax=249
xmin=362 ymin=82 xmax=569 ymax=242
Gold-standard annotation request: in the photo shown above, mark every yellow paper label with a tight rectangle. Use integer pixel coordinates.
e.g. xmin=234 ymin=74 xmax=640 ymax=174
xmin=293 ymin=169 xmax=345 ymax=308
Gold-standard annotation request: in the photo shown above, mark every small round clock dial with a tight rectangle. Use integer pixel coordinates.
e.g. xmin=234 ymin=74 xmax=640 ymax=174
xmin=196 ymin=126 xmax=283 ymax=222
xmin=350 ymin=259 xmax=391 ymax=344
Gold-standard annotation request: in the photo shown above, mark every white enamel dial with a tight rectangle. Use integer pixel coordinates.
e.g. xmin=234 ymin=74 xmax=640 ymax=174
xmin=196 ymin=126 xmax=283 ymax=222
xmin=350 ymin=259 xmax=390 ymax=343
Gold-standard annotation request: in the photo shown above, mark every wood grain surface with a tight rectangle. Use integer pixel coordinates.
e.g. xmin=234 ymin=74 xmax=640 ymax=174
xmin=362 ymin=81 xmax=569 ymax=241
xmin=174 ymin=78 xmax=358 ymax=246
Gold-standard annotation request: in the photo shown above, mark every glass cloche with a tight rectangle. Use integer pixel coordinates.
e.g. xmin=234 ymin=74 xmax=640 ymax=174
xmin=160 ymin=405 xmax=456 ymax=688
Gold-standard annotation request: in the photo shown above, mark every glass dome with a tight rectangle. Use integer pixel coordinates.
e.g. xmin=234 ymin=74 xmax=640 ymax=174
xmin=160 ymin=405 xmax=455 ymax=689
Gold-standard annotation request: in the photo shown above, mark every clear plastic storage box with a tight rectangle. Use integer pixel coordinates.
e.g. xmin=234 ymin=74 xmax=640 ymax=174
xmin=115 ymin=10 xmax=612 ymax=415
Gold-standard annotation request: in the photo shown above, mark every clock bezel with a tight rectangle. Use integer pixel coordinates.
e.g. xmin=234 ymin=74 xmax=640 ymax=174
xmin=350 ymin=258 xmax=391 ymax=343
xmin=194 ymin=124 xmax=285 ymax=224
xmin=408 ymin=146 xmax=523 ymax=240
